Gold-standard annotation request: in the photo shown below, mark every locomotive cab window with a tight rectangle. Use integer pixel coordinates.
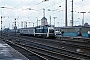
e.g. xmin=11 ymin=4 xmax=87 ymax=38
xmin=44 ymin=29 xmax=48 ymax=33
xmin=36 ymin=29 xmax=43 ymax=33
xmin=49 ymin=29 xmax=54 ymax=33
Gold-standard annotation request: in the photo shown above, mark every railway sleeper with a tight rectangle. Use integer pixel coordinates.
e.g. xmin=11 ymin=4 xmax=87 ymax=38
xmin=3 ymin=40 xmax=48 ymax=60
xmin=18 ymin=41 xmax=88 ymax=59
xmin=12 ymin=38 xmax=90 ymax=59
xmin=31 ymin=41 xmax=90 ymax=58
xmin=3 ymin=36 xmax=90 ymax=59
xmin=2 ymin=36 xmax=90 ymax=59
xmin=9 ymin=40 xmax=80 ymax=60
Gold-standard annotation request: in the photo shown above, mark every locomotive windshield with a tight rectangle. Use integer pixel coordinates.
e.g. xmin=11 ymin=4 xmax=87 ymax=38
xmin=36 ymin=29 xmax=43 ymax=33
xmin=44 ymin=29 xmax=48 ymax=33
xmin=49 ymin=29 xmax=54 ymax=33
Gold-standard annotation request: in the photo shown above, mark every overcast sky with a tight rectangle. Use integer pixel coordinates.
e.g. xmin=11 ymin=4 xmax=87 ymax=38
xmin=0 ymin=0 xmax=90 ymax=29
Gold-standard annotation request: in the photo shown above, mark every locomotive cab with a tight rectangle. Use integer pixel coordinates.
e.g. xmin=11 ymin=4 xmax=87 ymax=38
xmin=34 ymin=26 xmax=55 ymax=38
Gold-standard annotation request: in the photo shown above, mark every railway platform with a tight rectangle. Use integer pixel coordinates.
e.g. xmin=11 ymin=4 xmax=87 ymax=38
xmin=0 ymin=39 xmax=28 ymax=60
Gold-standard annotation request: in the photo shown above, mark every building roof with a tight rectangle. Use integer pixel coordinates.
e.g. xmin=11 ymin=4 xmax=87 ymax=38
xmin=41 ymin=17 xmax=47 ymax=20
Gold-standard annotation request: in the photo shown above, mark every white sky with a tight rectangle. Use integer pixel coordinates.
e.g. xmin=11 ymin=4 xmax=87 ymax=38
xmin=0 ymin=0 xmax=90 ymax=29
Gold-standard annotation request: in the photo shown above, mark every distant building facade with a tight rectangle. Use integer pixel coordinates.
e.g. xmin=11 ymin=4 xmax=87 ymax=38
xmin=41 ymin=17 xmax=48 ymax=26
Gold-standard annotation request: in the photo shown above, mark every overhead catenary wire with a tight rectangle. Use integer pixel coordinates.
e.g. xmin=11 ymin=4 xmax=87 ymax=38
xmin=5 ymin=0 xmax=27 ymax=17
xmin=1 ymin=0 xmax=65 ymax=28
xmin=3 ymin=0 xmax=64 ymax=19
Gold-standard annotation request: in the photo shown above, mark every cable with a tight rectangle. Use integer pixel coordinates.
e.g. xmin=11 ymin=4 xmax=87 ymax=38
xmin=5 ymin=0 xmax=27 ymax=17
xmin=15 ymin=0 xmax=26 ymax=8
xmin=5 ymin=0 xmax=64 ymax=20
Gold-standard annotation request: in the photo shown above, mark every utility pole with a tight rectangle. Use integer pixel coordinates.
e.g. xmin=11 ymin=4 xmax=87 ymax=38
xmin=50 ymin=16 xmax=51 ymax=26
xmin=53 ymin=17 xmax=57 ymax=27
xmin=80 ymin=12 xmax=86 ymax=26
xmin=57 ymin=22 xmax=59 ymax=27
xmin=43 ymin=8 xmax=45 ymax=26
xmin=21 ymin=22 xmax=23 ymax=28
xmin=25 ymin=22 xmax=27 ymax=28
xmin=37 ymin=18 xmax=38 ymax=26
xmin=43 ymin=8 xmax=45 ymax=17
xmin=33 ymin=23 xmax=34 ymax=27
xmin=15 ymin=18 xmax=16 ymax=35
xmin=28 ymin=22 xmax=30 ymax=27
xmin=0 ymin=16 xmax=2 ymax=37
xmin=71 ymin=0 xmax=73 ymax=26
xmin=65 ymin=0 xmax=67 ymax=27
xmin=0 ymin=6 xmax=13 ymax=37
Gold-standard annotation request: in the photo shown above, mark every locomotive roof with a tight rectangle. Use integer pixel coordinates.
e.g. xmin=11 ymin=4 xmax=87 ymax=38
xmin=20 ymin=27 xmax=35 ymax=29
xmin=20 ymin=25 xmax=54 ymax=29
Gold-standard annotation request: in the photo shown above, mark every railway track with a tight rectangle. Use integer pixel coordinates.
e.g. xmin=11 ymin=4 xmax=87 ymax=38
xmin=56 ymin=36 xmax=90 ymax=45
xmin=3 ymin=39 xmax=76 ymax=60
xmin=3 ymin=39 xmax=44 ymax=60
xmin=20 ymin=34 xmax=90 ymax=49
xmin=12 ymin=34 xmax=90 ymax=54
xmin=1 ymin=33 xmax=90 ymax=60
xmin=3 ymin=38 xmax=87 ymax=60
xmin=1 ymin=33 xmax=90 ymax=59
